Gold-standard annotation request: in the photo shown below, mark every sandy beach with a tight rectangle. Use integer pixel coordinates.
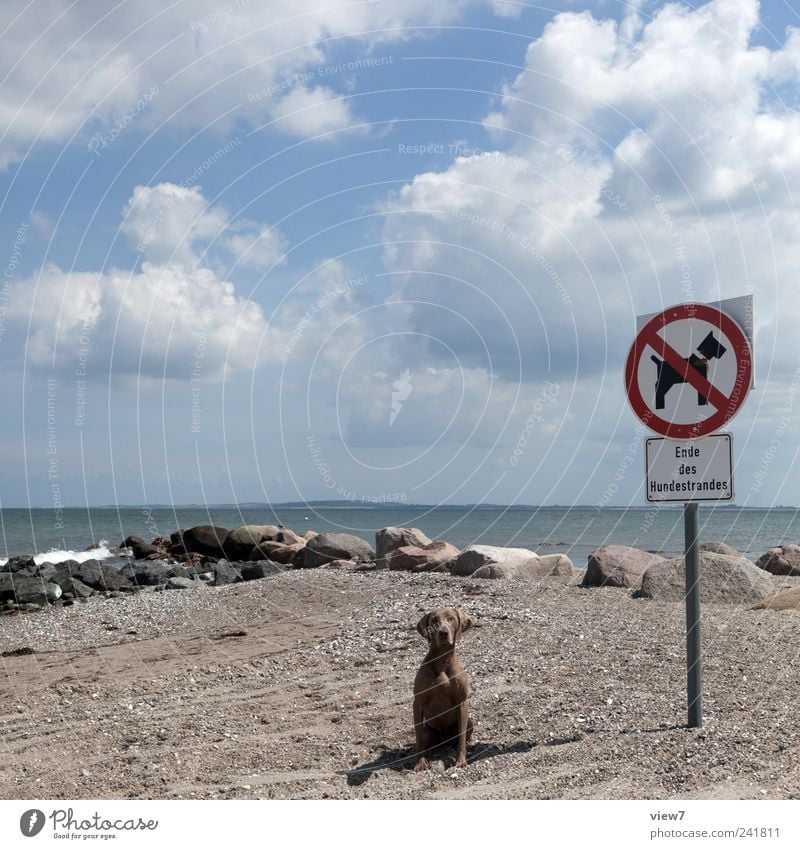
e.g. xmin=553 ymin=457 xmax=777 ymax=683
xmin=2 ymin=565 xmax=800 ymax=800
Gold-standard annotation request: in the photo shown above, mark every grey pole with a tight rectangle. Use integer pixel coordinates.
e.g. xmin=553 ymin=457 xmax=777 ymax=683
xmin=684 ymin=501 xmax=702 ymax=728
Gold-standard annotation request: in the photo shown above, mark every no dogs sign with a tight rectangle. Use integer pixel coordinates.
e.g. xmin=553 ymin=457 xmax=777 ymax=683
xmin=624 ymin=302 xmax=752 ymax=439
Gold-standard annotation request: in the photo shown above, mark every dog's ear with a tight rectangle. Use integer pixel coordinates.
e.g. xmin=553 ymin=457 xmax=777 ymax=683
xmin=416 ymin=612 xmax=432 ymax=639
xmin=455 ymin=609 xmax=473 ymax=634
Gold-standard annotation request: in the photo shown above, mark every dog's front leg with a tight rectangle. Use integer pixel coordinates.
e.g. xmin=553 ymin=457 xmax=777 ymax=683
xmin=455 ymin=701 xmax=469 ymax=768
xmin=413 ymin=699 xmax=430 ymax=772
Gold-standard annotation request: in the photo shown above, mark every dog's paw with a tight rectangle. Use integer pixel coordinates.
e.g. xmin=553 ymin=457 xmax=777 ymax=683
xmin=455 ymin=756 xmax=468 ymax=769
xmin=414 ymin=757 xmax=431 ymax=773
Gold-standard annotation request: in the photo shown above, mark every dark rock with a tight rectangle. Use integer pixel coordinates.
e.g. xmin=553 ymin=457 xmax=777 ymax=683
xmin=1 ymin=555 xmax=36 ymax=573
xmin=755 ymin=545 xmax=800 ymax=576
xmin=582 ymin=545 xmax=664 ymax=589
xmin=224 ymin=525 xmax=281 ymax=559
xmin=59 ymin=577 xmax=94 ymax=599
xmin=303 ymin=533 xmax=375 ymax=568
xmin=209 ymin=559 xmax=243 ymax=586
xmin=175 ymin=525 xmax=230 ymax=557
xmin=68 ymin=560 xmax=135 ymax=592
xmin=240 ymin=560 xmax=286 ymax=581
xmin=120 ymin=560 xmax=189 ymax=587
xmin=0 ymin=573 xmax=62 ymax=605
xmin=641 ymin=552 xmax=773 ymax=603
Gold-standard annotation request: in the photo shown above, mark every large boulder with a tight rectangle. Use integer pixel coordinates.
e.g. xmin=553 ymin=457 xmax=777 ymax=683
xmin=375 ymin=527 xmax=432 ymax=569
xmin=248 ymin=540 xmax=303 ymax=564
xmin=69 ymin=560 xmax=135 ymax=592
xmin=756 ymin=545 xmax=800 ymax=576
xmin=640 ymin=552 xmax=774 ymax=603
xmin=450 ymin=545 xmax=538 ymax=577
xmin=388 ymin=541 xmax=459 ymax=573
xmin=224 ymin=525 xmax=280 ymax=559
xmin=275 ymin=529 xmax=305 ymax=546
xmin=0 ymin=573 xmax=62 ymax=605
xmin=59 ymin=576 xmax=94 ymax=599
xmin=122 ymin=535 xmax=163 ymax=560
xmin=173 ymin=526 xmax=230 ymax=557
xmin=473 ymin=554 xmax=575 ymax=581
xmin=302 ymin=533 xmax=375 ymax=568
xmin=753 ymin=586 xmax=800 ymax=611
xmin=582 ymin=545 xmax=664 ymax=589
xmin=240 ymin=560 xmax=287 ymax=581
xmin=1 ymin=555 xmax=36 ymax=573
xmin=120 ymin=560 xmax=189 ymax=587
xmin=700 ymin=541 xmax=739 ymax=557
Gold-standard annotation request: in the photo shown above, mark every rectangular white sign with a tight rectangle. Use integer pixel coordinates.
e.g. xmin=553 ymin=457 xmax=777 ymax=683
xmin=645 ymin=432 xmax=734 ymax=503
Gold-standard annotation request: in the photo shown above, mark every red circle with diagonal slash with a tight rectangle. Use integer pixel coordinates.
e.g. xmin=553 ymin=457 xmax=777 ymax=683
xmin=625 ymin=303 xmax=752 ymax=438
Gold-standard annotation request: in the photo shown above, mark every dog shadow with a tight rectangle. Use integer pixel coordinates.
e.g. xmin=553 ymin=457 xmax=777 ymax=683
xmin=343 ymin=739 xmax=536 ymax=786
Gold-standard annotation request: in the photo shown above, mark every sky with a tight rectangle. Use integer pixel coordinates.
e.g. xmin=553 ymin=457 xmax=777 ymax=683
xmin=1 ymin=0 xmax=800 ymax=509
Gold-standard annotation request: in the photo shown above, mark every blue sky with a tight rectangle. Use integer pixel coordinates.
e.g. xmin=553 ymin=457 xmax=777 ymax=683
xmin=1 ymin=0 xmax=800 ymax=508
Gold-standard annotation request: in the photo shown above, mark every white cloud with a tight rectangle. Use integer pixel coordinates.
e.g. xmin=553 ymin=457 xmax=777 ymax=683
xmin=0 ymin=0 xmax=500 ymax=167
xmin=6 ymin=184 xmax=280 ymax=379
xmin=225 ymin=224 xmax=288 ymax=269
xmin=121 ymin=183 xmax=229 ymax=265
xmin=270 ymin=86 xmax=358 ymax=138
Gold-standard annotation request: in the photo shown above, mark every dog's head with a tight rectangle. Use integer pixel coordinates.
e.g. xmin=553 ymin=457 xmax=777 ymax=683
xmin=416 ymin=607 xmax=472 ymax=649
xmin=696 ymin=331 xmax=727 ymax=361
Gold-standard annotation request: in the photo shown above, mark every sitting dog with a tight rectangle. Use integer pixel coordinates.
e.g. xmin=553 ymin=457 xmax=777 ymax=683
xmin=412 ymin=607 xmax=473 ymax=771
xmin=651 ymin=330 xmax=727 ymax=410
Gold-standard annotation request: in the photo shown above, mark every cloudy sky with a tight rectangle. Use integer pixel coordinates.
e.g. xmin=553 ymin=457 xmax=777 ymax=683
xmin=1 ymin=0 xmax=799 ymax=508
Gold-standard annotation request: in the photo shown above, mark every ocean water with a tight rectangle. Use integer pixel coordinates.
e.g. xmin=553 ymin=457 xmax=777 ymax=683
xmin=1 ymin=504 xmax=799 ymax=565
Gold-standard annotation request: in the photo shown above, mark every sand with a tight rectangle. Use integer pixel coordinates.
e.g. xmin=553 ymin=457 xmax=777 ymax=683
xmin=1 ymin=567 xmax=800 ymax=800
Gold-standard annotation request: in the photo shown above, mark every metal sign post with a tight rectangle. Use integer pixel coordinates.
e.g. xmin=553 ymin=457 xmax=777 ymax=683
xmin=625 ymin=300 xmax=754 ymax=731
xmin=684 ymin=502 xmax=702 ymax=728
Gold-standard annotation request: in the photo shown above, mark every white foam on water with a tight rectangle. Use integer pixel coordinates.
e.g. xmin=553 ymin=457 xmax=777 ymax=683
xmin=0 ymin=540 xmax=115 ymax=567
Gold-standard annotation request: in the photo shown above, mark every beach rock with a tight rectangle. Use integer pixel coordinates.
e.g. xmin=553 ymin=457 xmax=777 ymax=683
xmin=321 ymin=559 xmax=356 ymax=570
xmin=240 ymin=560 xmax=287 ymax=581
xmin=0 ymin=574 xmax=62 ymax=605
xmin=752 ymin=586 xmax=800 ymax=611
xmin=59 ymin=577 xmax=94 ymax=599
xmin=375 ymin=527 xmax=432 ymax=569
xmin=755 ymin=545 xmax=800 ymax=576
xmin=275 ymin=529 xmax=305 ymax=546
xmin=1 ymin=555 xmax=36 ymax=573
xmin=303 ymin=530 xmax=319 ymax=541
xmin=388 ymin=541 xmax=460 ymax=573
xmin=700 ymin=541 xmax=739 ymax=557
xmin=303 ymin=533 xmax=375 ymax=568
xmin=450 ymin=545 xmax=538 ymax=577
xmin=582 ymin=545 xmax=664 ymax=589
xmin=640 ymin=552 xmax=773 ymax=603
xmin=472 ymin=554 xmax=575 ymax=581
xmin=70 ymin=560 xmax=135 ymax=593
xmin=248 ymin=541 xmax=304 ymax=564
xmin=224 ymin=525 xmax=281 ymax=559
xmin=120 ymin=560 xmax=189 ymax=587
xmin=209 ymin=559 xmax=243 ymax=586
xmin=174 ymin=526 xmax=230 ymax=557
xmin=166 ymin=576 xmax=203 ymax=590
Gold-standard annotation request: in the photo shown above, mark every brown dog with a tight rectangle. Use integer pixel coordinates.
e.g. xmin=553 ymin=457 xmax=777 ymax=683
xmin=412 ymin=607 xmax=473 ymax=771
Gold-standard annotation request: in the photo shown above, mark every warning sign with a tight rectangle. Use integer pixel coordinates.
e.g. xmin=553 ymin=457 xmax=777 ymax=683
xmin=645 ymin=433 xmax=734 ymax=503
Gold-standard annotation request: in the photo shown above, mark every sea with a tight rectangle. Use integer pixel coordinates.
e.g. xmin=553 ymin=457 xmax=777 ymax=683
xmin=1 ymin=504 xmax=799 ymax=566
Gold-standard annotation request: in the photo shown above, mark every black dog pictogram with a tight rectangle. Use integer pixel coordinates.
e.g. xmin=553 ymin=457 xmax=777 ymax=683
xmin=651 ymin=331 xmax=727 ymax=410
